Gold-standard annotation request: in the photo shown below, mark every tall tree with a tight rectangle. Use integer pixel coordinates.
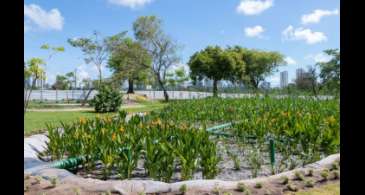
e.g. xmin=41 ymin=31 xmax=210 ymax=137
xmin=68 ymin=31 xmax=127 ymax=105
xmin=68 ymin=31 xmax=124 ymax=84
xmin=52 ymin=75 xmax=70 ymax=90
xmin=188 ymin=46 xmax=244 ymax=97
xmin=108 ymin=37 xmax=152 ymax=94
xmin=24 ymin=58 xmax=46 ymax=115
xmin=317 ymin=49 xmax=340 ymax=95
xmin=133 ymin=16 xmax=180 ymax=101
xmin=229 ymin=46 xmax=285 ymax=90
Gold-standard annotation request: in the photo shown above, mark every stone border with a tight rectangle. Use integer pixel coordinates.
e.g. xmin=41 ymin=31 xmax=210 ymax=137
xmin=24 ymin=134 xmax=340 ymax=194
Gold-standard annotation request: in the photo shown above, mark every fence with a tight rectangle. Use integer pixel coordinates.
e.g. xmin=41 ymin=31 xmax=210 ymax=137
xmin=25 ymin=90 xmax=334 ymax=102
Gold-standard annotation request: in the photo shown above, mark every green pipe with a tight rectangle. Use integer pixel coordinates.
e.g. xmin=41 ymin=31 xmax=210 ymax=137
xmin=206 ymin=122 xmax=232 ymax=132
xmin=50 ymin=156 xmax=86 ymax=170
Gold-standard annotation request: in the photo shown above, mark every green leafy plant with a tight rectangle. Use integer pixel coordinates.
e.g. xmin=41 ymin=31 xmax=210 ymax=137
xmin=89 ymin=84 xmax=123 ymax=113
xmin=236 ymin=182 xmax=246 ymax=192
xmin=255 ymin=182 xmax=263 ymax=189
xmin=286 ymin=183 xmax=298 ymax=191
xmin=305 ymin=179 xmax=315 ymax=187
xmin=247 ymin=148 xmax=264 ymax=178
xmin=280 ymin=176 xmax=289 ymax=185
xmin=332 ymin=170 xmax=340 ymax=179
xmin=320 ymin=169 xmax=329 ymax=181
xmin=50 ymin=176 xmax=58 ymax=188
xmin=294 ymin=171 xmax=305 ymax=181
xmin=306 ymin=169 xmax=314 ymax=176
xmin=212 ymin=183 xmax=221 ymax=195
xmin=179 ymin=184 xmax=187 ymax=194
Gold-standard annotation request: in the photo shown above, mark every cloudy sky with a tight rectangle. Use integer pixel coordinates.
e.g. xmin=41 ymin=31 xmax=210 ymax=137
xmin=24 ymin=0 xmax=339 ymax=87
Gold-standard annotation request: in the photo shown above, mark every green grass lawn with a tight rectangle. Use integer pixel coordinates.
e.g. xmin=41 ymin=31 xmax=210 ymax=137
xmin=24 ymin=101 xmax=167 ymax=136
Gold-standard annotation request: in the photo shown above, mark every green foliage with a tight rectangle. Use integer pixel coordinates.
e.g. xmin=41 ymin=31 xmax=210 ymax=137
xmin=281 ymin=176 xmax=289 ymax=185
xmin=46 ymin=111 xmax=219 ymax=182
xmin=294 ymin=171 xmax=305 ymax=181
xmin=287 ymin=183 xmax=298 ymax=191
xmin=317 ymin=49 xmax=340 ymax=95
xmin=188 ymin=45 xmax=244 ymax=96
xmin=332 ymin=170 xmax=340 ymax=179
xmin=236 ymin=182 xmax=246 ymax=192
xmin=89 ymin=85 xmax=123 ymax=113
xmin=320 ymin=169 xmax=330 ymax=181
xmin=179 ymin=184 xmax=187 ymax=194
xmin=255 ymin=182 xmax=263 ymax=189
xmin=108 ymin=37 xmax=152 ymax=93
xmin=305 ymin=179 xmax=315 ymax=187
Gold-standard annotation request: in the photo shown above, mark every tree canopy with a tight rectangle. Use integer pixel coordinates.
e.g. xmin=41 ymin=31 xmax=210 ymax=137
xmin=133 ymin=15 xmax=180 ymax=101
xmin=317 ymin=49 xmax=340 ymax=95
xmin=108 ymin=37 xmax=152 ymax=94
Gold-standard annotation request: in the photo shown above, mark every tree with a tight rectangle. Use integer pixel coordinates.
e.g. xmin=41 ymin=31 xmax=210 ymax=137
xmin=108 ymin=37 xmax=152 ymax=94
xmin=24 ymin=58 xmax=46 ymax=115
xmin=133 ymin=16 xmax=180 ymax=101
xmin=317 ymin=49 xmax=340 ymax=95
xmin=40 ymin=44 xmax=65 ymax=90
xmin=230 ymin=47 xmax=285 ymax=90
xmin=68 ymin=31 xmax=127 ymax=106
xmin=52 ymin=75 xmax=70 ymax=90
xmin=188 ymin=46 xmax=244 ymax=97
xmin=65 ymin=71 xmax=77 ymax=90
xmin=68 ymin=31 xmax=123 ymax=84
xmin=165 ymin=67 xmax=189 ymax=88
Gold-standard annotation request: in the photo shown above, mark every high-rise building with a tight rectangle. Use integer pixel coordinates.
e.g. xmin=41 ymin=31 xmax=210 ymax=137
xmin=280 ymin=71 xmax=288 ymax=88
xmin=296 ymin=68 xmax=305 ymax=80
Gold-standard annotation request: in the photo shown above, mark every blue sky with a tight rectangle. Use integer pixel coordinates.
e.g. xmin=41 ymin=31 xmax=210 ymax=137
xmin=24 ymin=0 xmax=340 ymax=87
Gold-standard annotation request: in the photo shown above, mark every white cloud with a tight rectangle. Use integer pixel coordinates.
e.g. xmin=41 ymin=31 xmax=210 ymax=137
xmin=302 ymin=9 xmax=339 ymax=25
xmin=236 ymin=0 xmax=273 ymax=15
xmin=284 ymin=56 xmax=296 ymax=65
xmin=245 ymin=25 xmax=264 ymax=38
xmin=108 ymin=0 xmax=153 ymax=9
xmin=24 ymin=4 xmax=64 ymax=31
xmin=282 ymin=25 xmax=327 ymax=44
xmin=306 ymin=53 xmax=332 ymax=63
xmin=77 ymin=65 xmax=91 ymax=83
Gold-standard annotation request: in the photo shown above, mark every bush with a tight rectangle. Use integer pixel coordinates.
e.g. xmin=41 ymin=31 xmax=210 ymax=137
xmin=90 ymin=85 xmax=123 ymax=113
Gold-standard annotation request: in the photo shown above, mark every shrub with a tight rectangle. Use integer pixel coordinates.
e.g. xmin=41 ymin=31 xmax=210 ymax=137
xmin=287 ymin=183 xmax=298 ymax=191
xmin=331 ymin=162 xmax=339 ymax=170
xmin=305 ymin=179 xmax=315 ymax=187
xmin=294 ymin=171 xmax=305 ymax=181
xmin=255 ymin=182 xmax=263 ymax=189
xmin=236 ymin=182 xmax=246 ymax=192
xmin=50 ymin=176 xmax=58 ymax=188
xmin=280 ymin=176 xmax=289 ymax=185
xmin=179 ymin=184 xmax=187 ymax=194
xmin=332 ymin=170 xmax=340 ymax=179
xmin=306 ymin=169 xmax=314 ymax=176
xmin=89 ymin=85 xmax=123 ymax=113
xmin=320 ymin=169 xmax=329 ymax=181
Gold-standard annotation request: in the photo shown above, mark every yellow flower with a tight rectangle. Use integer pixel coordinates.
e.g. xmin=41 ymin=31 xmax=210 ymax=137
xmin=327 ymin=116 xmax=336 ymax=125
xmin=119 ymin=126 xmax=125 ymax=133
xmin=112 ymin=133 xmax=117 ymax=141
xmin=79 ymin=117 xmax=86 ymax=125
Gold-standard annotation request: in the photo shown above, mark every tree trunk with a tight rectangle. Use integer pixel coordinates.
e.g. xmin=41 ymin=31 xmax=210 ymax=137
xmin=24 ymin=79 xmax=37 ymax=115
xmin=213 ymin=79 xmax=218 ymax=97
xmin=156 ymin=74 xmax=169 ymax=102
xmin=127 ymin=79 xmax=134 ymax=94
xmin=81 ymin=88 xmax=94 ymax=106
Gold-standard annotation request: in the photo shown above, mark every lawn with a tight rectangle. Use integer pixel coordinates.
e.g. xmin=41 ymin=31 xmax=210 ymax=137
xmin=24 ymin=101 xmax=167 ymax=136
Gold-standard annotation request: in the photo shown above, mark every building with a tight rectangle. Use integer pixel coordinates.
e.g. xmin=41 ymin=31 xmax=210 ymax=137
xmin=280 ymin=71 xmax=288 ymax=88
xmin=296 ymin=68 xmax=305 ymax=80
